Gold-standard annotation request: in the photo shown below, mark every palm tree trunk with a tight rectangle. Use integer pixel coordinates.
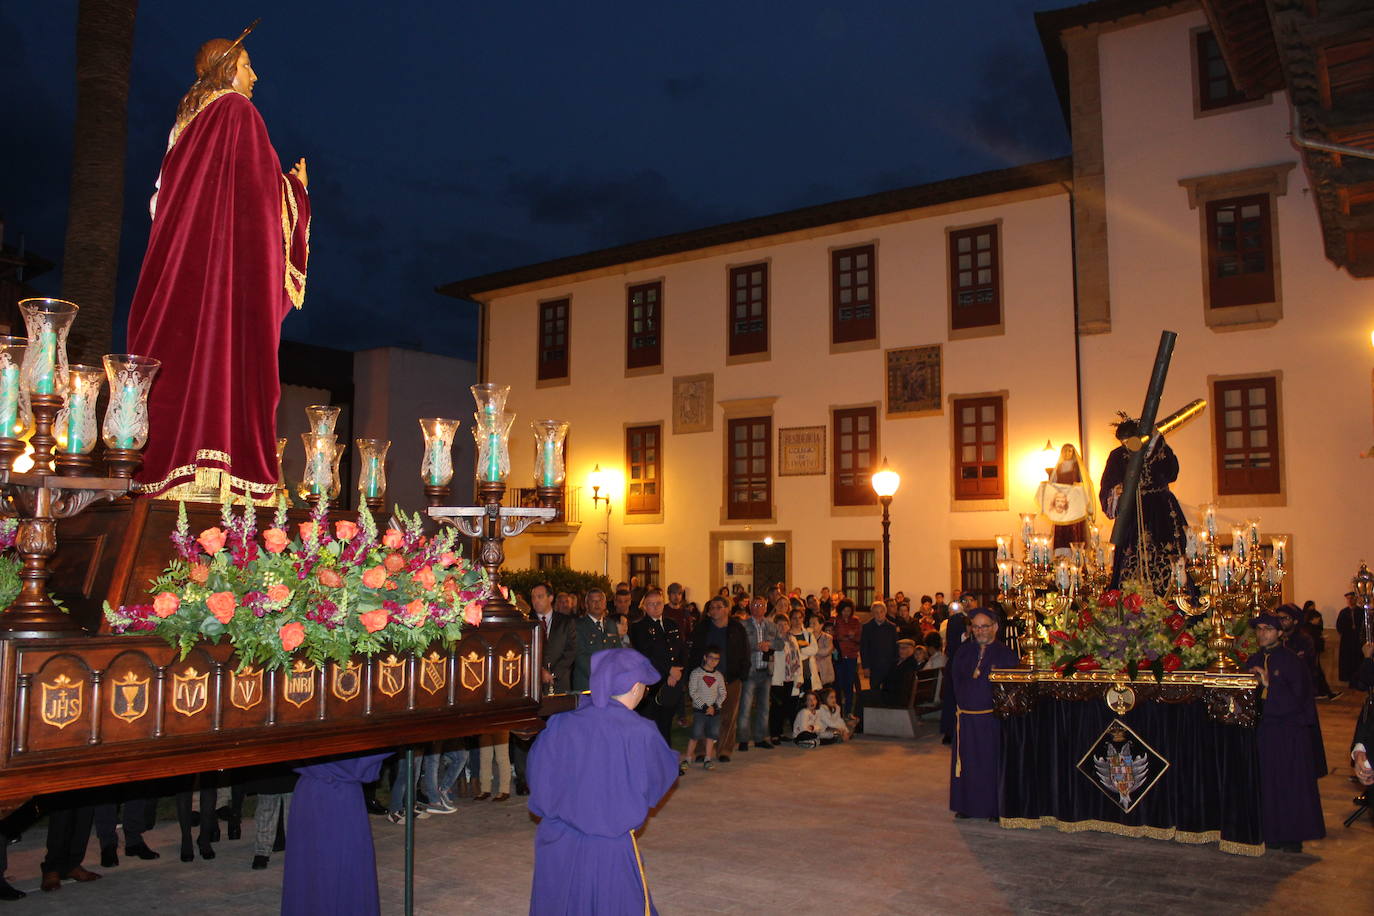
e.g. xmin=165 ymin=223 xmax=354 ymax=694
xmin=60 ymin=0 xmax=138 ymax=365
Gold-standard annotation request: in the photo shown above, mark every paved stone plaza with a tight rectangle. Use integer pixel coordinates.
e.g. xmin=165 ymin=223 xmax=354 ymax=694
xmin=4 ymin=694 xmax=1371 ymax=915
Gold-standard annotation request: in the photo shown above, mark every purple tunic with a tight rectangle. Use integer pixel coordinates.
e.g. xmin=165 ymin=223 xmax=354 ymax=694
xmin=528 ymin=650 xmax=679 ymax=915
xmin=948 ymin=639 xmax=1019 ymax=818
xmin=1246 ymin=646 xmax=1326 ymax=845
xmin=282 ymin=752 xmax=391 ymax=916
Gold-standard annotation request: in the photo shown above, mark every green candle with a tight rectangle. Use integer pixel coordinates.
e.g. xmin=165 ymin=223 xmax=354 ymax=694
xmin=542 ymin=438 xmax=556 ymax=487
xmin=364 ymin=455 xmax=381 ymax=498
xmin=115 ymin=384 xmax=139 ymax=448
xmin=0 ymin=363 xmax=18 ymax=436
xmin=33 ymin=328 xmax=55 ymax=395
xmin=65 ymin=392 xmax=85 ymax=453
xmin=428 ymin=438 xmax=446 ymax=486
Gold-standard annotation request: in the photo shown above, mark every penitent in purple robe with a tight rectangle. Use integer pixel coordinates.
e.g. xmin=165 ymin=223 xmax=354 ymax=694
xmin=948 ymin=638 xmax=1019 ymax=819
xmin=281 ymin=752 xmax=391 ymax=916
xmin=528 ymin=649 xmax=679 ymax=915
xmin=1245 ymin=645 xmax=1326 ymax=846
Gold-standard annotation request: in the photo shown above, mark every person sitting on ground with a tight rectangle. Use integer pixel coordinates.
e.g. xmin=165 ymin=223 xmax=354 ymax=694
xmin=684 ymin=649 xmax=727 ymax=773
xmin=818 ymin=688 xmax=852 ymax=742
xmin=792 ymin=691 xmax=825 ymax=748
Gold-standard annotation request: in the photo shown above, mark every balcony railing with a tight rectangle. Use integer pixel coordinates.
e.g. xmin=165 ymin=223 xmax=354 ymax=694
xmin=506 ymin=485 xmax=581 ymax=525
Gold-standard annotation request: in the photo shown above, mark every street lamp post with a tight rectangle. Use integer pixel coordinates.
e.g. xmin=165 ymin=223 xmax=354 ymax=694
xmin=870 ymin=459 xmax=901 ymax=602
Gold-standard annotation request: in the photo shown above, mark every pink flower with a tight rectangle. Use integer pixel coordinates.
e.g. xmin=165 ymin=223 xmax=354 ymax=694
xmin=382 ymin=528 xmax=404 ymax=549
xmin=206 ymin=591 xmax=236 ymax=624
xmin=463 ymin=601 xmax=483 ymax=626
xmin=262 ymin=528 xmax=289 ymax=554
xmin=279 ymin=621 xmax=305 ymax=652
xmin=267 ymin=584 xmax=291 ymax=604
xmin=334 ymin=520 xmax=359 ymax=541
xmin=197 ymin=527 xmax=227 ymax=556
xmin=362 ymin=566 xmax=386 ymax=589
xmin=359 ymin=608 xmax=389 ymax=633
xmin=153 ymin=592 xmax=180 ymax=618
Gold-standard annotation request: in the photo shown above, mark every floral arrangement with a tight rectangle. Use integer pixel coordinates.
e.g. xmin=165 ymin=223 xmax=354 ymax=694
xmin=0 ymin=518 xmax=19 ymax=610
xmin=104 ymin=499 xmax=490 ymax=670
xmin=1043 ymin=580 xmax=1257 ymax=680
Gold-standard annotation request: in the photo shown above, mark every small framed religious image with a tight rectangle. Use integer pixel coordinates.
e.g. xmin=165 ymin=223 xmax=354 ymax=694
xmin=672 ymin=373 xmax=713 ymax=434
xmin=778 ymin=425 xmax=825 ymax=477
xmin=886 ymin=344 xmax=942 ymax=418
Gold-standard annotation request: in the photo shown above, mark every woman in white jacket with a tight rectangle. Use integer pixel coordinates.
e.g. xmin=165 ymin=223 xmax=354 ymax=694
xmin=769 ymin=613 xmax=803 ymax=742
xmin=790 ymin=609 xmax=822 ymax=693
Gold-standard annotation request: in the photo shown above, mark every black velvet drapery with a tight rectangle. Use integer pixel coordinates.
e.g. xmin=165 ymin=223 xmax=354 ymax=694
xmin=999 ymin=695 xmax=1262 ymax=855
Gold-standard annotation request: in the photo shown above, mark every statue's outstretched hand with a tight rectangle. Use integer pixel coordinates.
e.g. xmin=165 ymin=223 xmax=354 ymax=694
xmin=290 ymin=158 xmax=308 ymax=189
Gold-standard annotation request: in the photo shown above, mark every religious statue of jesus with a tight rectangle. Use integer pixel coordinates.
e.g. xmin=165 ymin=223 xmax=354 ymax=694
xmin=127 ymin=26 xmax=310 ymax=501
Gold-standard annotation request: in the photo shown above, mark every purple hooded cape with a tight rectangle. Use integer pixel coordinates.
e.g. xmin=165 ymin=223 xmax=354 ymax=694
xmin=281 ymin=752 xmax=391 ymax=916
xmin=528 ymin=649 xmax=679 ymax=915
xmin=948 ymin=637 xmax=1019 ymax=819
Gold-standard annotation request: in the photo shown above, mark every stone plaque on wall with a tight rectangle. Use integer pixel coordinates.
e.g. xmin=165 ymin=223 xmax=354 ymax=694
xmin=886 ymin=344 xmax=942 ymax=418
xmin=778 ymin=425 xmax=825 ymax=476
xmin=672 ymin=373 xmax=713 ymax=434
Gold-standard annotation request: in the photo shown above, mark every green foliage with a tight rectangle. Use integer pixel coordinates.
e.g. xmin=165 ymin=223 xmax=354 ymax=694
xmin=0 ymin=554 xmax=19 ymax=610
xmin=502 ymin=567 xmax=613 ymax=603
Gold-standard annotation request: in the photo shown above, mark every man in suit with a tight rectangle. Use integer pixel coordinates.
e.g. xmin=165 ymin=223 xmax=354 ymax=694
xmin=530 ymin=582 xmax=576 ymax=694
xmin=629 ymin=588 xmax=684 ymax=743
xmin=573 ymin=588 xmax=622 ymax=692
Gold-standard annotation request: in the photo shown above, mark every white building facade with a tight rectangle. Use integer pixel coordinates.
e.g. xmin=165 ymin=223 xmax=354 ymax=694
xmin=443 ymin=0 xmax=1373 ymax=613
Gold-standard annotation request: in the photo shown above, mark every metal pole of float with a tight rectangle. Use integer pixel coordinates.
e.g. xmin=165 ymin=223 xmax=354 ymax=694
xmin=405 ymin=746 xmax=415 ymax=916
xmin=1110 ymin=331 xmax=1178 ymax=561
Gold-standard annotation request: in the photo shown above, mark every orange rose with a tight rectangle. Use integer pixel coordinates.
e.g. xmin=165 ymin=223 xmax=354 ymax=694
xmin=206 ymin=591 xmax=236 ymax=624
xmin=267 ymin=584 xmax=291 ymax=603
xmin=279 ymin=621 xmax=306 ymax=652
xmin=298 ymin=521 xmax=317 ymax=543
xmin=262 ymin=528 xmax=289 ymax=554
xmin=405 ymin=599 xmax=427 ymax=625
xmin=359 ymin=608 xmax=389 ymax=633
xmin=335 ymin=520 xmax=359 ymax=541
xmin=317 ymin=567 xmax=344 ymax=588
xmin=438 ymin=552 xmax=457 ymax=568
xmin=383 ymin=553 xmax=406 ymax=574
xmin=153 ymin=591 xmax=180 ymax=618
xmin=197 ymin=527 xmax=227 ymax=556
xmin=415 ymin=566 xmax=436 ymax=589
xmin=362 ymin=566 xmax=387 ymax=589
xmin=463 ymin=601 xmax=483 ymax=626
xmin=188 ymin=563 xmax=210 ymax=585
xmin=382 ymin=528 xmax=404 ymax=549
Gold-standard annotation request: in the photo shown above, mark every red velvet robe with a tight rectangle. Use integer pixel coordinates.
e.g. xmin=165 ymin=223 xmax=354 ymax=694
xmin=128 ymin=90 xmax=309 ymax=498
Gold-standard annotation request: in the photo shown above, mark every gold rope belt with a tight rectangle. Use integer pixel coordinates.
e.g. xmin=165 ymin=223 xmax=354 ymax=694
xmin=955 ymin=707 xmax=993 ymax=778
xmin=630 ymin=830 xmax=649 ymax=915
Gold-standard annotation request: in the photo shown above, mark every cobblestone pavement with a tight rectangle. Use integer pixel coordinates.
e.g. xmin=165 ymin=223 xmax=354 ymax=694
xmin=4 ymin=692 xmax=1371 ymax=914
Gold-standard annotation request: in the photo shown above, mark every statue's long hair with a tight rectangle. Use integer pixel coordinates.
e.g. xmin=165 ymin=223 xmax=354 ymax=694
xmin=173 ymin=38 xmax=242 ymax=130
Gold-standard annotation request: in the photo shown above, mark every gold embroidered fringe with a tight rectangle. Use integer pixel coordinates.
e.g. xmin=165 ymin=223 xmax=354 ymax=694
xmin=137 ymin=448 xmax=280 ymax=504
xmin=998 ymin=815 xmax=1265 ymax=857
xmin=281 ymin=176 xmax=309 ymax=308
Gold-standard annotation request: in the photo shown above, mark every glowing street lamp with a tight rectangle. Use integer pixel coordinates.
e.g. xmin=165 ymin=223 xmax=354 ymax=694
xmin=589 ymin=464 xmax=611 ymax=576
xmin=871 ymin=459 xmax=901 ymax=601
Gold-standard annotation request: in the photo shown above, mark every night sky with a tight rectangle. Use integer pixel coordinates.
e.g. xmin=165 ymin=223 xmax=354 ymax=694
xmin=2 ymin=1 xmax=1070 ymax=362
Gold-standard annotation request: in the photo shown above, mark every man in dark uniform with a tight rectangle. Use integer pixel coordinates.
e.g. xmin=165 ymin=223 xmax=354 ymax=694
xmin=1247 ymin=612 xmax=1325 ymax=852
xmin=573 ymin=588 xmax=622 ymax=692
xmin=1336 ymin=590 xmax=1368 ymax=689
xmin=1277 ymin=603 xmax=1328 ymax=775
xmin=629 ymin=588 xmax=684 ymax=743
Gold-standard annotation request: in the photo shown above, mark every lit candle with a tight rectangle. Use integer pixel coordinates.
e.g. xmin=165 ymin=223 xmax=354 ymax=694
xmin=0 ymin=359 xmax=17 ymax=437
xmin=483 ymin=405 xmax=501 ymax=483
xmin=115 ymin=382 xmax=139 ymax=448
xmin=997 ymin=560 xmax=1011 ymax=592
xmin=1185 ymin=526 xmax=1198 ymax=560
xmin=428 ymin=438 xmax=447 ymax=486
xmin=363 ymin=455 xmax=381 ymax=498
xmin=542 ymin=437 xmax=556 ymax=487
xmin=1103 ymin=544 xmax=1116 ymax=568
xmin=1174 ymin=557 xmax=1188 ymax=590
xmin=1088 ymin=525 xmax=1100 ymax=550
xmin=1271 ymin=536 xmax=1287 ymax=568
xmin=996 ymin=536 xmax=1008 ymax=561
xmin=1216 ymin=553 xmax=1232 ymax=589
xmin=1021 ymin=513 xmax=1035 ymax=549
xmin=1056 ymin=560 xmax=1070 ymax=592
xmin=1204 ymin=504 xmax=1217 ymax=539
xmin=65 ymin=391 xmax=84 ymax=453
xmin=1248 ymin=520 xmax=1261 ymax=551
xmin=33 ymin=327 xmax=55 ymax=395
xmin=1231 ymin=526 xmax=1246 ymax=562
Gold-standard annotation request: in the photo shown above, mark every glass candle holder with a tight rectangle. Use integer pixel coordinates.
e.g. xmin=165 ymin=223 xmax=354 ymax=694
xmin=472 ymin=411 xmax=514 ymax=483
xmin=57 ymin=365 xmax=106 ymax=455
xmin=298 ymin=434 xmax=343 ymax=500
xmin=531 ymin=419 xmax=570 ymax=488
xmin=356 ymin=438 xmax=390 ymax=503
xmin=419 ymin=417 xmax=460 ymax=487
xmin=101 ymin=354 xmax=161 ymax=450
xmin=306 ymin=404 xmax=341 ymax=437
xmin=18 ymin=298 xmax=79 ymax=397
xmin=0 ymin=336 xmax=28 ymax=439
